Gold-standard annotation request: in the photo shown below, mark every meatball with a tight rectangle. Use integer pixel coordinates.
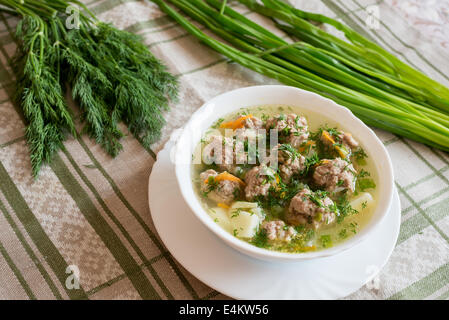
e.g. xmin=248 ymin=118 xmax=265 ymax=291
xmin=286 ymin=131 xmax=309 ymax=149
xmin=321 ymin=130 xmax=359 ymax=151
xmin=262 ymin=220 xmax=297 ymax=242
xmin=244 ymin=165 xmax=276 ymax=201
xmin=266 ymin=113 xmax=307 ymax=134
xmin=202 ymin=135 xmax=247 ymax=173
xmin=266 ymin=113 xmax=309 ymax=151
xmin=340 ymin=132 xmax=359 ymax=149
xmin=313 ymin=158 xmax=356 ymax=193
xmin=242 ymin=116 xmax=263 ymax=129
xmin=287 ymin=189 xmax=336 ymax=229
xmin=200 ymin=169 xmax=242 ymax=204
xmin=271 ymin=144 xmax=305 ymax=183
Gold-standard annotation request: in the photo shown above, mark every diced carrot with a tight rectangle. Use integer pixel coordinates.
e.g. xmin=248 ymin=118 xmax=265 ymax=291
xmin=321 ymin=130 xmax=335 ymax=145
xmin=335 ymin=145 xmax=349 ymax=159
xmin=298 ymin=140 xmax=315 ymax=153
xmin=220 ymin=114 xmax=253 ymax=130
xmin=322 ymin=130 xmax=348 ymax=158
xmin=205 ymin=171 xmax=246 ymax=186
xmin=217 ymin=203 xmax=230 ymax=209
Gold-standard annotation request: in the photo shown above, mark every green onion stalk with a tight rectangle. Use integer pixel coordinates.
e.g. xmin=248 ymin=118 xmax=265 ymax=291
xmin=0 ymin=0 xmax=178 ymax=176
xmin=152 ymin=0 xmax=449 ymax=152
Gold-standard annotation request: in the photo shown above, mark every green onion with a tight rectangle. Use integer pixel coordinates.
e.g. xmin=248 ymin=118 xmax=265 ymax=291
xmin=152 ymin=0 xmax=449 ymax=152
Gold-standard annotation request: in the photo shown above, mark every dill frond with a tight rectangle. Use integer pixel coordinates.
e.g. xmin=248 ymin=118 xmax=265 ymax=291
xmin=2 ymin=1 xmax=178 ymax=177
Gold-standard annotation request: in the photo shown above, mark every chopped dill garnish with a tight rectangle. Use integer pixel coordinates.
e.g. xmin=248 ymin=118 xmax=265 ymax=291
xmin=336 ymin=194 xmax=358 ymax=223
xmin=301 ymin=152 xmax=320 ymax=176
xmin=339 ymin=229 xmax=348 ymax=239
xmin=251 ymin=229 xmax=270 ymax=248
xmin=353 ymin=148 xmax=368 ymax=165
xmin=212 ymin=118 xmax=224 ymax=129
xmin=278 ymin=143 xmax=300 ymax=160
xmin=320 ymin=235 xmax=333 ymax=248
xmin=356 ymin=178 xmax=377 ymax=192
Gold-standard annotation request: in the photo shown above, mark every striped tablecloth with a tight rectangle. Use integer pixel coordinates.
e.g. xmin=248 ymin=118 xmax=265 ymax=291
xmin=0 ymin=0 xmax=448 ymax=300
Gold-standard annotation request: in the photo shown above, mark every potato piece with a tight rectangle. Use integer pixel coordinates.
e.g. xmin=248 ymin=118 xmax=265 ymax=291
xmin=230 ymin=210 xmax=261 ymax=238
xmin=350 ymin=192 xmax=374 ymax=213
xmin=208 ymin=207 xmax=233 ymax=234
xmin=230 ymin=201 xmax=259 ymax=210
xmin=231 ymin=201 xmax=265 ymax=218
xmin=249 ymin=207 xmax=265 ymax=220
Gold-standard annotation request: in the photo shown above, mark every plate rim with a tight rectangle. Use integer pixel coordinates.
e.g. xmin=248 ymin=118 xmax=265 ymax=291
xmin=148 ymin=142 xmax=401 ymax=300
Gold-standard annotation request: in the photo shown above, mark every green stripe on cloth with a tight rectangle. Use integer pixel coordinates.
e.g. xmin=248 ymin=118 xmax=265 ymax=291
xmin=0 ymin=198 xmax=63 ymax=299
xmin=396 ymin=213 xmax=427 ymax=245
xmin=0 ymin=0 xmax=447 ymax=300
xmin=349 ymin=0 xmax=449 ymax=82
xmin=330 ymin=0 xmax=422 ymax=70
xmin=323 ymin=0 xmax=449 ymax=231
xmin=0 ymin=8 xmax=167 ymax=299
xmin=0 ymin=14 xmax=26 ymax=125
xmin=0 ymin=239 xmax=36 ymax=299
xmin=125 ymin=15 xmax=174 ymax=33
xmin=334 ymin=0 xmax=449 ymax=84
xmin=0 ymin=161 xmax=88 ymax=300
xmin=0 ymin=136 xmax=25 ymax=149
xmin=389 ymin=262 xmax=449 ymax=299
xmin=75 ymin=137 xmax=200 ymax=299
xmin=402 ymin=186 xmax=449 ymax=217
xmin=321 ymin=0 xmax=373 ymax=40
xmin=0 ymin=81 xmax=13 ymax=90
xmin=0 ymin=67 xmax=9 ymax=83
xmin=49 ymin=153 xmax=161 ymax=300
xmin=399 ymin=140 xmax=449 ymax=242
xmin=320 ymin=0 xmax=449 ymax=300
xmin=90 ymin=0 xmax=139 ymax=15
xmin=178 ymin=59 xmax=227 ymax=77
xmin=140 ymin=22 xmax=180 ymax=36
xmin=201 ymin=290 xmax=220 ymax=300
xmin=404 ymin=166 xmax=449 ymax=191
xmin=60 ymin=146 xmax=174 ymax=299
xmin=86 ymin=252 xmax=166 ymax=296
xmin=396 ymin=195 xmax=449 ymax=245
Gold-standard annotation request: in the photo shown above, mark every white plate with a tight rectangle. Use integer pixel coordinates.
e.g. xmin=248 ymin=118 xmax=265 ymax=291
xmin=149 ymin=141 xmax=401 ymax=300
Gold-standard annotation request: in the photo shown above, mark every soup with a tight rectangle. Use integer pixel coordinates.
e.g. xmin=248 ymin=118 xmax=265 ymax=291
xmin=192 ymin=105 xmax=378 ymax=253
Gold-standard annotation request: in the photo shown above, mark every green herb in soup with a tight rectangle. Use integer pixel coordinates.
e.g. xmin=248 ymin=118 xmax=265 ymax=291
xmin=192 ymin=106 xmax=378 ymax=253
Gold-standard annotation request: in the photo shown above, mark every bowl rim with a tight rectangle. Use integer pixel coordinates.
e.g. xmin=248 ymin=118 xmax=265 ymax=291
xmin=174 ymin=85 xmax=394 ymax=261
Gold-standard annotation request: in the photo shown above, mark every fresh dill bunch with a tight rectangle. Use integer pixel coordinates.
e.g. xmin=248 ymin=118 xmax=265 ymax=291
xmin=74 ymin=22 xmax=177 ymax=148
xmin=62 ymin=25 xmax=124 ymax=156
xmin=1 ymin=1 xmax=179 ymax=177
xmin=13 ymin=16 xmax=76 ymax=176
xmin=94 ymin=23 xmax=178 ymax=101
